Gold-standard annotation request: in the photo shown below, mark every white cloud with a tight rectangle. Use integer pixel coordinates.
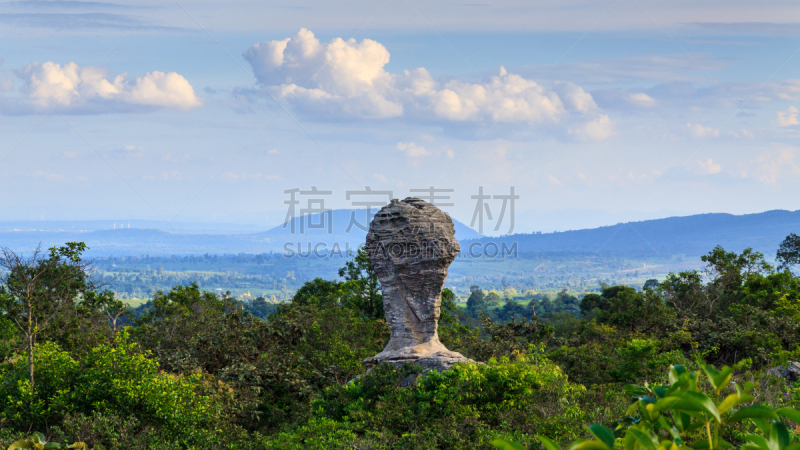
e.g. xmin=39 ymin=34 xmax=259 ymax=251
xmin=628 ymin=92 xmax=657 ymax=107
xmin=768 ymin=80 xmax=800 ymax=101
xmin=16 ymin=62 xmax=202 ymax=113
xmin=571 ymin=114 xmax=615 ymax=141
xmin=244 ymin=29 xmax=608 ymax=133
xmin=373 ymin=173 xmax=388 ymax=182
xmin=63 ymin=151 xmax=77 ymax=158
xmin=548 ymin=175 xmax=561 ymax=185
xmin=267 ymin=149 xmax=280 ymax=154
xmin=698 ymin=158 xmax=722 ymax=174
xmin=777 ymin=106 xmax=799 ymax=127
xmin=755 ymin=146 xmax=800 ymax=184
xmin=687 ymin=122 xmax=719 ymax=138
xmin=397 ymin=142 xmax=430 ymax=158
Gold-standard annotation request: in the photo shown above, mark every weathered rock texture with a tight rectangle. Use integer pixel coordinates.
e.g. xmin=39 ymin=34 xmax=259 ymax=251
xmin=364 ymin=197 xmax=473 ymax=373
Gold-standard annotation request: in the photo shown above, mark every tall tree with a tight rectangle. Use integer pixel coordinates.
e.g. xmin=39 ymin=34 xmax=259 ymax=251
xmin=338 ymin=248 xmax=383 ymax=320
xmin=0 ymin=242 xmax=94 ymax=391
xmin=777 ymin=233 xmax=800 ymax=271
xmin=466 ymin=285 xmax=487 ymax=316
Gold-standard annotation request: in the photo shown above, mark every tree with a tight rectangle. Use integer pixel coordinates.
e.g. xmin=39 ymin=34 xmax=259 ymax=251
xmin=0 ymin=242 xmax=94 ymax=392
xmin=643 ymin=278 xmax=659 ymax=291
xmin=466 ymin=285 xmax=487 ymax=316
xmin=777 ymin=233 xmax=800 ymax=271
xmin=554 ymin=289 xmax=580 ymax=316
xmin=337 ymin=248 xmax=383 ymax=320
xmin=82 ymin=289 xmax=130 ymax=337
xmin=133 ymin=282 xmax=251 ymax=374
xmin=578 ymin=293 xmax=606 ymax=317
xmin=593 ymin=285 xmax=673 ymax=333
xmin=485 ymin=291 xmax=503 ymax=306
xmin=292 ymin=278 xmax=343 ymax=308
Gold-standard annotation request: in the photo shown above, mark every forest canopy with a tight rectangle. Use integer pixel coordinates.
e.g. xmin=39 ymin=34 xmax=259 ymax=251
xmin=1 ymin=236 xmax=799 ymax=449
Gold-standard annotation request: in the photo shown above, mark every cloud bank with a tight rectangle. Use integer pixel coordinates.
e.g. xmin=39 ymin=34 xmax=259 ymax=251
xmin=244 ymin=29 xmax=612 ymax=139
xmin=1 ymin=61 xmax=202 ymax=114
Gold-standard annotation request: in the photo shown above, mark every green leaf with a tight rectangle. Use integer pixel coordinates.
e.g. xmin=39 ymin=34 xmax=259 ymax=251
xmin=777 ymin=408 xmax=800 ymax=425
xmin=8 ymin=440 xmax=35 ymax=450
xmin=743 ymin=444 xmax=766 ymax=450
xmin=656 ymin=391 xmax=721 ymax=422
xmin=587 ymin=424 xmax=615 ymax=450
xmin=743 ymin=434 xmax=768 ymax=450
xmin=623 ymin=385 xmax=650 ymax=397
xmin=535 ymin=436 xmax=561 ymax=450
xmin=491 ymin=439 xmax=527 ymax=450
xmin=771 ymin=421 xmax=791 ymax=449
xmin=729 ymin=405 xmax=779 ymax=423
xmin=719 ymin=392 xmax=755 ymax=414
xmin=669 ymin=365 xmax=687 ymax=385
xmin=657 ymin=416 xmax=681 ymax=440
xmin=673 ymin=411 xmax=692 ymax=432
xmin=571 ymin=441 xmax=611 ymax=450
xmin=702 ymin=365 xmax=733 ymax=394
xmin=626 ymin=429 xmax=657 ymax=450
xmin=752 ymin=418 xmax=772 ymax=435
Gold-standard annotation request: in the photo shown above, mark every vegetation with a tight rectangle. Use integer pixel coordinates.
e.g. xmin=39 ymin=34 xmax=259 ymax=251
xmin=1 ymin=238 xmax=800 ymax=449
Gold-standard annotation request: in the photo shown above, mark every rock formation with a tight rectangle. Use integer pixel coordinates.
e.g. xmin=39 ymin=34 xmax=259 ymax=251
xmin=364 ymin=197 xmax=473 ymax=373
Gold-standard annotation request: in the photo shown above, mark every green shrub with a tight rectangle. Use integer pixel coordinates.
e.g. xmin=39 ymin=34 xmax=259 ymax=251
xmin=512 ymin=363 xmax=800 ymax=450
xmin=0 ymin=332 xmax=230 ymax=447
xmin=316 ymin=356 xmax=589 ymax=449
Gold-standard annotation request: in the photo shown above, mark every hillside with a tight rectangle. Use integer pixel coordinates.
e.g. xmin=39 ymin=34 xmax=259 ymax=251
xmin=0 ymin=209 xmax=796 ymax=258
xmin=471 ymin=209 xmax=800 ymax=258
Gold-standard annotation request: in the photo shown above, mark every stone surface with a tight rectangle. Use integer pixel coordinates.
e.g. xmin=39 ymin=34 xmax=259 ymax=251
xmin=363 ymin=197 xmax=474 ymax=372
xmin=767 ymin=361 xmax=800 ymax=383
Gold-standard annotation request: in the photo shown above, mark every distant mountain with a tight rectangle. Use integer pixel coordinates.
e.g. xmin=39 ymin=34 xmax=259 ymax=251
xmin=0 ymin=209 xmax=483 ymax=256
xmin=257 ymin=208 xmax=483 ymax=243
xmin=0 ymin=220 xmax=264 ymax=235
xmin=0 ymin=209 xmax=796 ymax=258
xmin=469 ymin=209 xmax=800 ymax=258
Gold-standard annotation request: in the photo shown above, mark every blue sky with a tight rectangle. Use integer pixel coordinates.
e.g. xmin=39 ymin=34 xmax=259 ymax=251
xmin=1 ymin=0 xmax=799 ymax=234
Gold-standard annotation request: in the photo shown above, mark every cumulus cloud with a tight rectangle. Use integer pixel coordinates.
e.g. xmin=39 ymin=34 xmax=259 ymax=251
xmin=244 ymin=29 xmax=610 ymax=138
xmin=777 ymin=106 xmax=799 ymax=127
xmin=698 ymin=158 xmax=722 ymax=174
xmin=628 ymin=92 xmax=657 ymax=107
xmin=6 ymin=61 xmax=202 ymax=114
xmin=571 ymin=114 xmax=615 ymax=140
xmin=396 ymin=141 xmax=429 ymax=158
xmin=687 ymin=122 xmax=719 ymax=138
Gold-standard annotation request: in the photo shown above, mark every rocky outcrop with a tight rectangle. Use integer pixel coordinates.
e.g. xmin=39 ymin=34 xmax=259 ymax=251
xmin=364 ymin=197 xmax=474 ymax=373
xmin=768 ymin=361 xmax=800 ymax=382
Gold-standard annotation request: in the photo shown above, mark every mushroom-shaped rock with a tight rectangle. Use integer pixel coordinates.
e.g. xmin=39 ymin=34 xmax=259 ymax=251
xmin=364 ymin=197 xmax=473 ymax=373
